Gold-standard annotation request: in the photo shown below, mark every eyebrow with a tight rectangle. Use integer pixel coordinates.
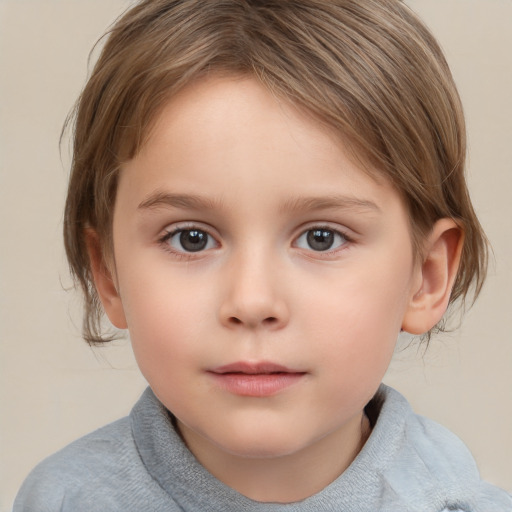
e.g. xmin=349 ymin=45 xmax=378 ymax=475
xmin=137 ymin=191 xmax=380 ymax=215
xmin=137 ymin=191 xmax=224 ymax=212
xmin=280 ymin=195 xmax=381 ymax=215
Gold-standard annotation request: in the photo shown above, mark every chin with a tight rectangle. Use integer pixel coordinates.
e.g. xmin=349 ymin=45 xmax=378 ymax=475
xmin=212 ymin=425 xmax=314 ymax=460
xmin=224 ymin=441 xmax=303 ymax=459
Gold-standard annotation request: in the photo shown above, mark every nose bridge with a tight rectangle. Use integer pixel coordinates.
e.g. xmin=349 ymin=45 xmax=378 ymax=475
xmin=219 ymin=243 xmax=289 ymax=329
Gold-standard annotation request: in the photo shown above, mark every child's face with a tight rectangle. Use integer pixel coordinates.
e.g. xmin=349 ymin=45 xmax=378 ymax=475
xmin=107 ymin=76 xmax=422 ymax=464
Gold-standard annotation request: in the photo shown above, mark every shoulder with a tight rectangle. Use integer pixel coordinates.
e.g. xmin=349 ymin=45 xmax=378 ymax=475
xmin=376 ymin=385 xmax=512 ymax=512
xmin=13 ymin=415 xmax=167 ymax=512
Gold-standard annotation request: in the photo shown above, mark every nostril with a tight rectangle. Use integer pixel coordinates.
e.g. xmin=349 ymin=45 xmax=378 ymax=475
xmin=227 ymin=316 xmax=278 ymax=327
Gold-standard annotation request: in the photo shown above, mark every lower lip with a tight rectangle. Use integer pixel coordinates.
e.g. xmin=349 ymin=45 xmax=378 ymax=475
xmin=209 ymin=372 xmax=305 ymax=397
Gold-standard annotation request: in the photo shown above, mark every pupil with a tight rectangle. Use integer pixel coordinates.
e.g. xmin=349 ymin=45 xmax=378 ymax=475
xmin=307 ymin=229 xmax=334 ymax=251
xmin=180 ymin=230 xmax=208 ymax=252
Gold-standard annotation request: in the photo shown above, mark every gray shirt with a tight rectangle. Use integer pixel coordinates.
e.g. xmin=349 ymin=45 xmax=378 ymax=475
xmin=14 ymin=385 xmax=512 ymax=511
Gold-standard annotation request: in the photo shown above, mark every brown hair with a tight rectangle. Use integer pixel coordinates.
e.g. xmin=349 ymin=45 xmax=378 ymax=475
xmin=63 ymin=0 xmax=487 ymax=344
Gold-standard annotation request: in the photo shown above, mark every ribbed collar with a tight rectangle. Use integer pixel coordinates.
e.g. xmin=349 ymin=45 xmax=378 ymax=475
xmin=130 ymin=384 xmax=504 ymax=512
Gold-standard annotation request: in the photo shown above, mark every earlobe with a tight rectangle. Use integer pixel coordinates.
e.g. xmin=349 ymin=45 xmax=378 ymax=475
xmin=402 ymin=219 xmax=464 ymax=335
xmin=85 ymin=229 xmax=128 ymax=329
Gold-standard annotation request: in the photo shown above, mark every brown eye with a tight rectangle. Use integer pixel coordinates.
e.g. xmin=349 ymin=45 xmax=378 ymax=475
xmin=165 ymin=228 xmax=216 ymax=253
xmin=307 ymin=229 xmax=335 ymax=251
xmin=295 ymin=228 xmax=348 ymax=252
xmin=179 ymin=230 xmax=209 ymax=252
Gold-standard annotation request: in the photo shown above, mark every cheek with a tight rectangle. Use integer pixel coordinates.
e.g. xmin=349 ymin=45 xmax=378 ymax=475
xmin=306 ymin=258 xmax=412 ymax=382
xmin=117 ymin=269 xmax=212 ymax=375
xmin=316 ymin=301 xmax=396 ymax=385
xmin=309 ymin=256 xmax=411 ymax=330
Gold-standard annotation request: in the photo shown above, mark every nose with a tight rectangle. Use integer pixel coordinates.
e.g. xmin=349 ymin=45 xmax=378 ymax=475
xmin=218 ymin=249 xmax=290 ymax=330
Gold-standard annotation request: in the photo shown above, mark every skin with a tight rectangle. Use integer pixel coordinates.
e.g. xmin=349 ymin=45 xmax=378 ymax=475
xmin=89 ymin=76 xmax=463 ymax=503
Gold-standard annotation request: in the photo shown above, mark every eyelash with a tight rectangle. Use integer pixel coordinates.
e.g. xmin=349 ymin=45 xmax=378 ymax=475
xmin=157 ymin=224 xmax=353 ymax=259
xmin=157 ymin=225 xmax=219 ymax=259
xmin=293 ymin=225 xmax=352 ymax=257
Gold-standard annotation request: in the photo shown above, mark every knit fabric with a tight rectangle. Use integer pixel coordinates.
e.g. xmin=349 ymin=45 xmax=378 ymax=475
xmin=14 ymin=385 xmax=512 ymax=512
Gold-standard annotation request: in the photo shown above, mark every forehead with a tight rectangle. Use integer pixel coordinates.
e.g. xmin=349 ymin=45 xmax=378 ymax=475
xmin=133 ymin=75 xmax=384 ymax=180
xmin=117 ymin=75 xmax=402 ymax=220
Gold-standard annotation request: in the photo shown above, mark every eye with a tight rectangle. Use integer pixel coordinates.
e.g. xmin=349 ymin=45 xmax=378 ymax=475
xmin=164 ymin=228 xmax=217 ymax=253
xmin=295 ymin=228 xmax=348 ymax=252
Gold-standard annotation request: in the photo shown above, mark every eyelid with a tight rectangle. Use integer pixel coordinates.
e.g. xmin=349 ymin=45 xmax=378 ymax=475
xmin=292 ymin=223 xmax=354 ymax=255
xmin=159 ymin=220 xmax=219 ymax=238
xmin=293 ymin=222 xmax=355 ymax=240
xmin=158 ymin=222 xmax=221 ymax=255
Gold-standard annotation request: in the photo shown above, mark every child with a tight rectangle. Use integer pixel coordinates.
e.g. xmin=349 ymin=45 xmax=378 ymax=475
xmin=13 ymin=0 xmax=512 ymax=510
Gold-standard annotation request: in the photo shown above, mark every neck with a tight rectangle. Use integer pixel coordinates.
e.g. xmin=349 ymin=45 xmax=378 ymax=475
xmin=177 ymin=412 xmax=371 ymax=503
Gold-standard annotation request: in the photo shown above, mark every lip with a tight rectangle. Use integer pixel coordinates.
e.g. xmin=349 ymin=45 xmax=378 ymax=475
xmin=208 ymin=361 xmax=306 ymax=397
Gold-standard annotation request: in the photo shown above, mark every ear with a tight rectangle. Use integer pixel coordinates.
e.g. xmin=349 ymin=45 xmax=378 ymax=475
xmin=401 ymin=219 xmax=464 ymax=335
xmin=85 ymin=229 xmax=128 ymax=329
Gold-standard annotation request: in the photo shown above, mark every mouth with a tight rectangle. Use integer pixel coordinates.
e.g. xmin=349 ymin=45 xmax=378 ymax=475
xmin=208 ymin=361 xmax=306 ymax=397
xmin=211 ymin=361 xmax=302 ymax=375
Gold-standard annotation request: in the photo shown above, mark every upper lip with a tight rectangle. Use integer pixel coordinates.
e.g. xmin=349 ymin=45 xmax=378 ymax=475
xmin=210 ymin=361 xmax=303 ymax=374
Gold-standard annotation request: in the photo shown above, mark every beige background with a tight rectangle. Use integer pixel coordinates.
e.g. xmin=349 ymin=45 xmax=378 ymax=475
xmin=1 ymin=0 xmax=511 ymax=510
